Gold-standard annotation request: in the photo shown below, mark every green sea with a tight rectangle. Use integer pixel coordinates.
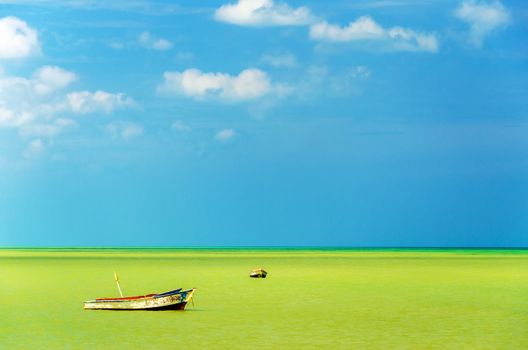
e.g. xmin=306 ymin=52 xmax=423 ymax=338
xmin=1 ymin=249 xmax=527 ymax=349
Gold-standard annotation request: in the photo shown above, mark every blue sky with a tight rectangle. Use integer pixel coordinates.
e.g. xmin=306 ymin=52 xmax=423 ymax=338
xmin=0 ymin=0 xmax=527 ymax=247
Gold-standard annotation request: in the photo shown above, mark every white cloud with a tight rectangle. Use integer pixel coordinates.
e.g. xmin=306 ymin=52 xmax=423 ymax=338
xmin=260 ymin=52 xmax=297 ymax=68
xmin=311 ymin=17 xmax=385 ymax=42
xmin=23 ymin=138 xmax=44 ymax=158
xmin=33 ymin=66 xmax=77 ymax=95
xmin=153 ymin=39 xmax=172 ymax=51
xmin=138 ymin=31 xmax=172 ymax=51
xmin=19 ymin=118 xmax=76 ymax=138
xmin=171 ymin=120 xmax=191 ymax=132
xmin=174 ymin=51 xmax=195 ymax=62
xmin=109 ymin=41 xmax=125 ymax=50
xmin=347 ymin=1 xmax=423 ymax=9
xmin=347 ymin=66 xmax=370 ymax=80
xmin=215 ymin=128 xmax=235 ymax=142
xmin=158 ymin=68 xmax=272 ymax=101
xmin=455 ymin=0 xmax=511 ymax=47
xmin=66 ymin=90 xmax=134 ymax=114
xmin=295 ymin=65 xmax=371 ymax=98
xmin=0 ymin=66 xmax=134 ymax=139
xmin=0 ymin=17 xmax=136 ymax=158
xmin=0 ymin=106 xmax=33 ymax=128
xmin=0 ymin=65 xmax=135 ymax=159
xmin=105 ymin=121 xmax=143 ymax=140
xmin=0 ymin=66 xmax=76 ymax=103
xmin=330 ymin=66 xmax=371 ymax=96
xmin=215 ymin=0 xmax=313 ymax=27
xmin=310 ymin=16 xmax=438 ymax=53
xmin=0 ymin=16 xmax=39 ymax=59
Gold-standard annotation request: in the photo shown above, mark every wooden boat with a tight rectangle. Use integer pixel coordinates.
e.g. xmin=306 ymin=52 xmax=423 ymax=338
xmin=84 ymin=288 xmax=196 ymax=310
xmin=249 ymin=268 xmax=267 ymax=278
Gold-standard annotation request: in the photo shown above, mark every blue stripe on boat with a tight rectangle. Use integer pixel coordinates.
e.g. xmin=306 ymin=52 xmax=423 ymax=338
xmin=154 ymin=288 xmax=182 ymax=297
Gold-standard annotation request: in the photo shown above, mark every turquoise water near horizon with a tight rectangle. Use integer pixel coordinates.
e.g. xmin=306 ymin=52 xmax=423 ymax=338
xmin=1 ymin=249 xmax=527 ymax=349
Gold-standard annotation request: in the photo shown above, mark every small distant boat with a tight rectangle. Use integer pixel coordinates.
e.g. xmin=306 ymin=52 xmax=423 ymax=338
xmin=84 ymin=288 xmax=196 ymax=310
xmin=250 ymin=268 xmax=267 ymax=278
xmin=84 ymin=272 xmax=196 ymax=310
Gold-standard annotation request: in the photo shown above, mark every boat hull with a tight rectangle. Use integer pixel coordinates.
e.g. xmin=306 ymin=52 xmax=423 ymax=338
xmin=84 ymin=288 xmax=195 ymax=311
xmin=250 ymin=269 xmax=267 ymax=278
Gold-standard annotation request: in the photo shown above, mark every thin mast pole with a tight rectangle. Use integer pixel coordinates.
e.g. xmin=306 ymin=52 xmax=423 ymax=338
xmin=114 ymin=271 xmax=124 ymax=297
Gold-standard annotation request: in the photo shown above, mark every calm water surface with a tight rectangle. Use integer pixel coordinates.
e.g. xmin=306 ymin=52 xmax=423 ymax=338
xmin=1 ymin=249 xmax=527 ymax=349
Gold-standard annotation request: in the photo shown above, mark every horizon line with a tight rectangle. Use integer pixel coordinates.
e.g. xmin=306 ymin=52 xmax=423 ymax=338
xmin=1 ymin=246 xmax=527 ymax=250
